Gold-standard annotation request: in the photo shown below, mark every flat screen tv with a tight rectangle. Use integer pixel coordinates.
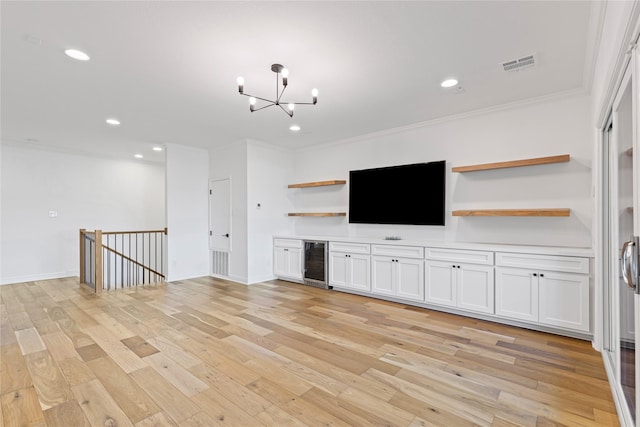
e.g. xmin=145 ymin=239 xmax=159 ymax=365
xmin=349 ymin=161 xmax=446 ymax=226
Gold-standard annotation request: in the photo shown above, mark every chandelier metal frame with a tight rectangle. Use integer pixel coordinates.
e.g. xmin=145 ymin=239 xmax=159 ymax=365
xmin=237 ymin=64 xmax=318 ymax=118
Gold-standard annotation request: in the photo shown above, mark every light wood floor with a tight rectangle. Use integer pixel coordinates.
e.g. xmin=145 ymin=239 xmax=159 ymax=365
xmin=0 ymin=276 xmax=619 ymax=426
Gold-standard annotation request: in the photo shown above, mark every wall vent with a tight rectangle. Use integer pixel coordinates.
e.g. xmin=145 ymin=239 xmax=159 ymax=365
xmin=211 ymin=250 xmax=229 ymax=277
xmin=502 ymin=53 xmax=537 ymax=72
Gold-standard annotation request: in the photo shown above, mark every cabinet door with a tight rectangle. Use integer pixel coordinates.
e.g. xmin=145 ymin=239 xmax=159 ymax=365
xmin=349 ymin=254 xmax=371 ymax=291
xmin=396 ymin=258 xmax=424 ymax=301
xmin=371 ymin=256 xmax=395 ymax=296
xmin=457 ymin=264 xmax=494 ymax=314
xmin=274 ymin=247 xmax=289 ymax=277
xmin=287 ymin=248 xmax=303 ymax=280
xmin=329 ymin=252 xmax=348 ymax=288
xmin=495 ymin=267 xmax=538 ymax=322
xmin=425 ymin=261 xmax=457 ymax=307
xmin=538 ymin=271 xmax=589 ymax=332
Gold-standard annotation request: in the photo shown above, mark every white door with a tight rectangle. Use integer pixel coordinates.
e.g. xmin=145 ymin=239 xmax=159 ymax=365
xmin=602 ymin=51 xmax=640 ymax=424
xmin=349 ymin=254 xmax=371 ymax=291
xmin=495 ymin=267 xmax=538 ymax=322
xmin=425 ymin=261 xmax=457 ymax=307
xmin=371 ymin=256 xmax=395 ymax=296
xmin=209 ymin=179 xmax=231 ymax=251
xmin=457 ymin=264 xmax=494 ymax=314
xmin=329 ymin=252 xmax=349 ymax=288
xmin=538 ymin=271 xmax=589 ymax=332
xmin=396 ymin=258 xmax=424 ymax=301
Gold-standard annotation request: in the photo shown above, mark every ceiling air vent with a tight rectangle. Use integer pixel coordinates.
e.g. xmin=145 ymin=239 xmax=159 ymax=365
xmin=502 ymin=53 xmax=537 ymax=72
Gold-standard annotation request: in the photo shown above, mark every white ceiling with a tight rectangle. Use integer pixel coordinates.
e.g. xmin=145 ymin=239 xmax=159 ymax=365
xmin=1 ymin=1 xmax=596 ymax=162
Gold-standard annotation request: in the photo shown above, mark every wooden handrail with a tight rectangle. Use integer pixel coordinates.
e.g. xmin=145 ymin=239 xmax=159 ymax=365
xmin=99 ymin=228 xmax=167 ymax=235
xmin=101 ymin=244 xmax=165 ymax=278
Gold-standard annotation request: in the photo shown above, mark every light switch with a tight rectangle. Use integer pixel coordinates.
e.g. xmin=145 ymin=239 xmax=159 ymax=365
xmin=48 ymin=211 xmax=58 ymax=218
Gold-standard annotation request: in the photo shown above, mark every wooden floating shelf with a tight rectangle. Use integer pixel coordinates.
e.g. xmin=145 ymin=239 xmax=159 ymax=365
xmin=288 ymin=212 xmax=347 ymax=217
xmin=452 ymin=154 xmax=570 ymax=173
xmin=452 ymin=209 xmax=571 ymax=217
xmin=288 ymin=180 xmax=346 ymax=189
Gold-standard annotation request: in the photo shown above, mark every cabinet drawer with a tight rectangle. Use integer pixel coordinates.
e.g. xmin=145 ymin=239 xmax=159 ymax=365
xmin=329 ymin=242 xmax=371 ymax=254
xmin=273 ymin=238 xmax=303 ymax=249
xmin=425 ymin=247 xmax=494 ymax=265
xmin=495 ymin=252 xmax=589 ymax=274
xmin=371 ymin=244 xmax=424 ymax=259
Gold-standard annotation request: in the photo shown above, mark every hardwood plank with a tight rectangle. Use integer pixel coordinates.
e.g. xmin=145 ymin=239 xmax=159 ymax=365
xmin=135 ymin=411 xmax=178 ymax=427
xmin=122 ymin=335 xmax=160 ymax=358
xmin=56 ymin=357 xmax=97 ymax=387
xmin=145 ymin=352 xmax=209 ymax=397
xmin=15 ymin=327 xmax=46 ymax=355
xmin=86 ymin=356 xmax=161 ymax=423
xmin=191 ymin=388 xmax=265 ymax=426
xmin=43 ymin=399 xmax=91 ymax=427
xmin=84 ymin=325 xmax=148 ymax=373
xmin=144 ymin=336 xmax=202 ymax=369
xmin=72 ymin=379 xmax=134 ymax=427
xmin=189 ymin=363 xmax=271 ymax=416
xmin=0 ymin=344 xmax=32 ymax=394
xmin=24 ymin=350 xmax=73 ymax=410
xmin=0 ymin=386 xmax=46 ymax=426
xmin=41 ymin=331 xmax=80 ymax=362
xmin=130 ymin=367 xmax=201 ymax=424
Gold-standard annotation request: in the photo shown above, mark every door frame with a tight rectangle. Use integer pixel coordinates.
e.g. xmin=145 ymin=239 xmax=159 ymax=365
xmin=595 ymin=8 xmax=640 ymax=425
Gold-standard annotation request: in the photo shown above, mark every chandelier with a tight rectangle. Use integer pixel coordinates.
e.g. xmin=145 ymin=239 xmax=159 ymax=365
xmin=236 ymin=64 xmax=318 ymax=118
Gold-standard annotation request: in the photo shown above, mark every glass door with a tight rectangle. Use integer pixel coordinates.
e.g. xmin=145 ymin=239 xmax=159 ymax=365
xmin=604 ymin=63 xmax=637 ymax=423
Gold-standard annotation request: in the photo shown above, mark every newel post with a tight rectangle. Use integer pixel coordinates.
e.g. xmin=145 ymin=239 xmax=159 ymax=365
xmin=79 ymin=229 xmax=86 ymax=285
xmin=95 ymin=229 xmax=103 ymax=293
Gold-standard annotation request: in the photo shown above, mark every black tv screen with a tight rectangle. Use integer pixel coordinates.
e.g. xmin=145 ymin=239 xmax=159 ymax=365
xmin=349 ymin=161 xmax=446 ymax=226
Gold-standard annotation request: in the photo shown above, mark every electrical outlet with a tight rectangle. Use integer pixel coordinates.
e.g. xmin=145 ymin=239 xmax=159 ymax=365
xmin=48 ymin=211 xmax=58 ymax=218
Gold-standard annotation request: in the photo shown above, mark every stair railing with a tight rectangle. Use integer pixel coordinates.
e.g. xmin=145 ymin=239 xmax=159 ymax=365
xmin=79 ymin=228 xmax=167 ymax=292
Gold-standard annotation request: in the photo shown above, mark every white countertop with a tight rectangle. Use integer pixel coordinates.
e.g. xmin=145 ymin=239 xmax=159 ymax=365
xmin=273 ymin=234 xmax=594 ymax=257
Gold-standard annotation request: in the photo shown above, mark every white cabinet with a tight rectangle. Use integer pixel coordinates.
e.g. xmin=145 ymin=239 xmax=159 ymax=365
xmin=329 ymin=252 xmax=371 ymax=291
xmin=371 ymin=255 xmax=424 ymax=301
xmin=273 ymin=239 xmax=303 ymax=281
xmin=495 ymin=252 xmax=590 ymax=333
xmin=425 ymin=254 xmax=494 ymax=314
xmin=329 ymin=242 xmax=371 ymax=291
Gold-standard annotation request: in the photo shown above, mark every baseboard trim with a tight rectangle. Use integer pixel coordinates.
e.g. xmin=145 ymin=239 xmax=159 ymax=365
xmin=0 ymin=271 xmax=76 ymax=285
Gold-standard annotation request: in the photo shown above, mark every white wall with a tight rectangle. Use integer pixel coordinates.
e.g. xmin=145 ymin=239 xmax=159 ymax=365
xmin=247 ymin=141 xmax=294 ymax=283
xmin=0 ymin=144 xmax=165 ymax=285
xmin=210 ymin=140 xmax=249 ymax=283
xmin=292 ymin=93 xmax=593 ymax=248
xmin=165 ymin=143 xmax=209 ymax=281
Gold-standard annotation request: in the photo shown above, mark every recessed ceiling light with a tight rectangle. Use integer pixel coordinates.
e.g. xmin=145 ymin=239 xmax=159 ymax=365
xmin=289 ymin=125 xmax=301 ymax=132
xmin=152 ymin=146 xmax=163 ymax=152
xmin=441 ymin=78 xmax=459 ymax=88
xmin=64 ymin=49 xmax=90 ymax=61
xmin=105 ymin=118 xmax=120 ymax=126
xmin=134 ymin=154 xmax=143 ymax=159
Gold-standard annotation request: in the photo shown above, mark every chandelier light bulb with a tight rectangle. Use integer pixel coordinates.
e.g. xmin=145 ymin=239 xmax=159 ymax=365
xmin=281 ymin=68 xmax=289 ymax=86
xmin=249 ymin=97 xmax=256 ymax=112
xmin=288 ymin=103 xmax=295 ymax=111
xmin=312 ymin=88 xmax=319 ymax=104
xmin=237 ymin=77 xmax=244 ymax=94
